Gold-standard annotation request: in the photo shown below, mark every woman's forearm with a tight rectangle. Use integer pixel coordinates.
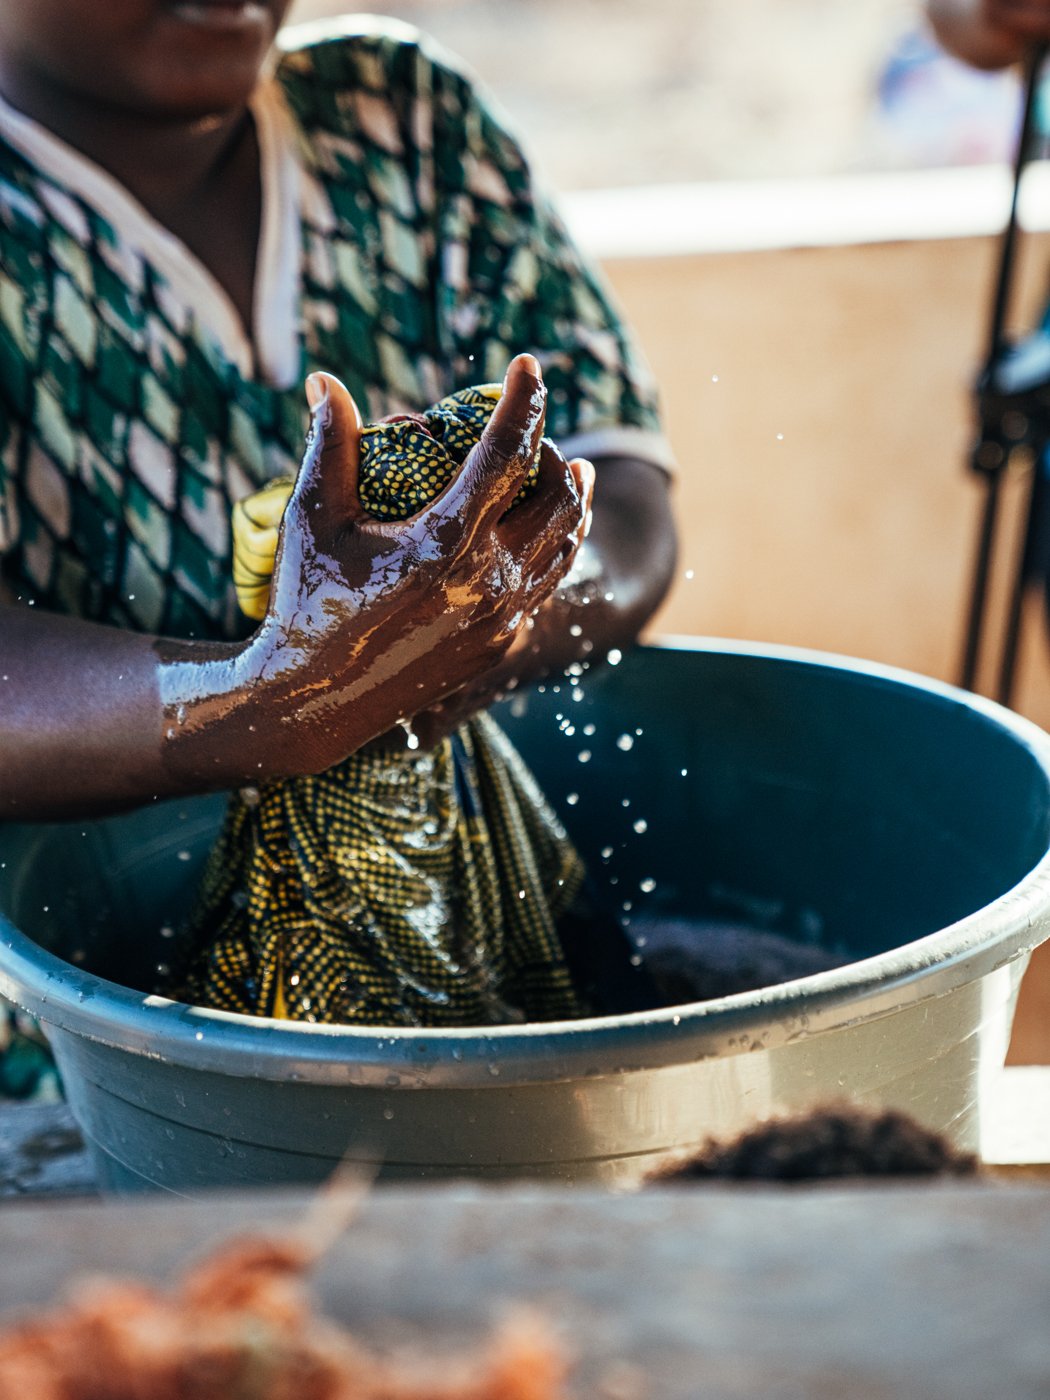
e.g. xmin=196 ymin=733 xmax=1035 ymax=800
xmin=0 ymin=605 xmax=257 ymax=820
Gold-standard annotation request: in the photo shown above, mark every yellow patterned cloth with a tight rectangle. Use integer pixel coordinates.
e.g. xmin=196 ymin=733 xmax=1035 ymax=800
xmin=176 ymin=386 xmax=588 ymax=1026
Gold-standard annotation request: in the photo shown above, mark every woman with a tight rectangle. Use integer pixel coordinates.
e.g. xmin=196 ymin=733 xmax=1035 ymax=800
xmin=0 ymin=1 xmax=677 ymax=1084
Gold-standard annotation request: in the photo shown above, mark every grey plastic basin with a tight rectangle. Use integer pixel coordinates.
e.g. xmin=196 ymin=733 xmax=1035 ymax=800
xmin=2 ymin=638 xmax=1049 ymax=1193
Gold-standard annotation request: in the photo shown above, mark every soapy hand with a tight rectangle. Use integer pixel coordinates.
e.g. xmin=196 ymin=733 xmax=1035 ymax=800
xmin=229 ymin=354 xmax=594 ymax=778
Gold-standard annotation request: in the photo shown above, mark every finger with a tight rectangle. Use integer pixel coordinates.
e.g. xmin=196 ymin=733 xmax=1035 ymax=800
xmin=568 ymin=456 xmax=596 ymax=546
xmin=289 ymin=372 xmax=365 ymax=526
xmin=526 ymin=536 xmax=580 ymax=609
xmin=424 ymin=354 xmax=547 ymax=540
xmin=499 ymin=440 xmax=585 ymax=568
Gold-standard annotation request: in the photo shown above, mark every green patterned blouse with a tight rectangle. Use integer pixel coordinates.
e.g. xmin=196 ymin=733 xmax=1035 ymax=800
xmin=0 ymin=16 xmax=670 ymax=642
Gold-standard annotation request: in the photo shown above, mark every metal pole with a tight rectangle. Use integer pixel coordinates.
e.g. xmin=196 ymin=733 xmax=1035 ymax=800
xmin=957 ymin=45 xmax=1046 ymax=693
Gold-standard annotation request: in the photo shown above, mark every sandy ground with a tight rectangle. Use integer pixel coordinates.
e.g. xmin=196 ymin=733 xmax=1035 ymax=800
xmin=284 ymin=0 xmax=1001 ymax=192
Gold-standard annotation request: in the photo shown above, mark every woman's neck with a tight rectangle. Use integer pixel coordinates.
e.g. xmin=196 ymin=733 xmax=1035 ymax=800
xmin=0 ymin=59 xmax=246 ymax=211
xmin=0 ymin=62 xmax=263 ymax=336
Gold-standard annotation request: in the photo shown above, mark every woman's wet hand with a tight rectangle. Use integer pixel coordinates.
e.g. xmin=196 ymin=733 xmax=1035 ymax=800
xmin=235 ymin=354 xmax=593 ymax=776
xmin=408 ymin=449 xmax=595 ymax=750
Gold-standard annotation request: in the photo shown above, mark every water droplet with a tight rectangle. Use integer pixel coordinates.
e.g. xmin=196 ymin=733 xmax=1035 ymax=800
xmin=629 ymin=954 xmax=642 ymax=966
xmin=566 ymin=792 xmax=579 ymax=805
xmin=684 ymin=569 xmax=695 ymax=580
xmin=680 ymin=768 xmax=688 ymax=777
xmin=577 ymin=750 xmax=591 ymax=763
xmin=399 ymin=718 xmax=420 ymax=750
xmin=569 ymin=623 xmax=582 ymax=637
xmin=583 ymin=723 xmax=595 ymax=736
xmin=382 ymin=1108 xmax=395 ymax=1121
xmin=156 ymin=961 xmax=170 ymax=977
xmin=290 ymin=973 xmax=300 ymax=986
xmin=640 ymin=877 xmax=656 ymax=893
xmin=672 ymin=1014 xmax=681 ymax=1026
xmin=621 ymin=798 xmax=631 ymax=808
xmin=616 ymin=734 xmax=634 ymax=751
xmin=633 ymin=819 xmax=648 ymax=835
xmin=601 ymin=846 xmax=614 ymax=860
xmin=776 ymin=432 xmax=784 ymax=441
xmin=488 ymin=1063 xmax=501 ymax=1077
xmin=518 ymin=888 xmax=526 ymax=900
xmin=385 ymin=1073 xmax=400 ymax=1088
xmin=177 ymin=850 xmax=191 ymax=862
xmin=622 ymin=900 xmax=633 ymax=912
xmin=711 ymin=373 xmax=719 ymax=383
xmin=607 ymin=648 xmax=622 ymax=666
xmin=194 ymin=1030 xmax=203 ymax=1041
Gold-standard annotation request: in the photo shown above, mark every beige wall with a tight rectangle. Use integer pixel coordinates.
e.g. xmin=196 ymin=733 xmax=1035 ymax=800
xmin=608 ymin=232 xmax=1050 ymax=718
xmin=602 ymin=234 xmax=1050 ymax=1061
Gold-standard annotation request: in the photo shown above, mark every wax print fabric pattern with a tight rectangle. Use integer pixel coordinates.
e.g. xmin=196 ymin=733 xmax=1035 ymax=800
xmin=0 ymin=19 xmax=668 ymax=640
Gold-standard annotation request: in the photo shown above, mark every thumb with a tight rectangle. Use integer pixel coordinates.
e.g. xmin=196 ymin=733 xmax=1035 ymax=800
xmin=290 ymin=371 xmax=365 ymax=524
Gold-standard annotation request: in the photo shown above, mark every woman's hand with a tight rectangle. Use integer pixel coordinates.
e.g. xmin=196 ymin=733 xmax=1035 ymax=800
xmin=408 ymin=450 xmax=677 ymax=751
xmin=406 ymin=444 xmax=595 ymax=749
xmin=0 ymin=354 xmax=592 ymax=818
xmin=928 ymin=0 xmax=1050 ymax=68
xmin=164 ymin=354 xmax=594 ymax=783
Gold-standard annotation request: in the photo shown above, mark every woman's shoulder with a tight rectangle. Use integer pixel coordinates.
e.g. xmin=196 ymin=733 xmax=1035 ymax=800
xmin=272 ymin=15 xmax=526 ymax=182
xmin=274 ymin=14 xmax=476 ymax=105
